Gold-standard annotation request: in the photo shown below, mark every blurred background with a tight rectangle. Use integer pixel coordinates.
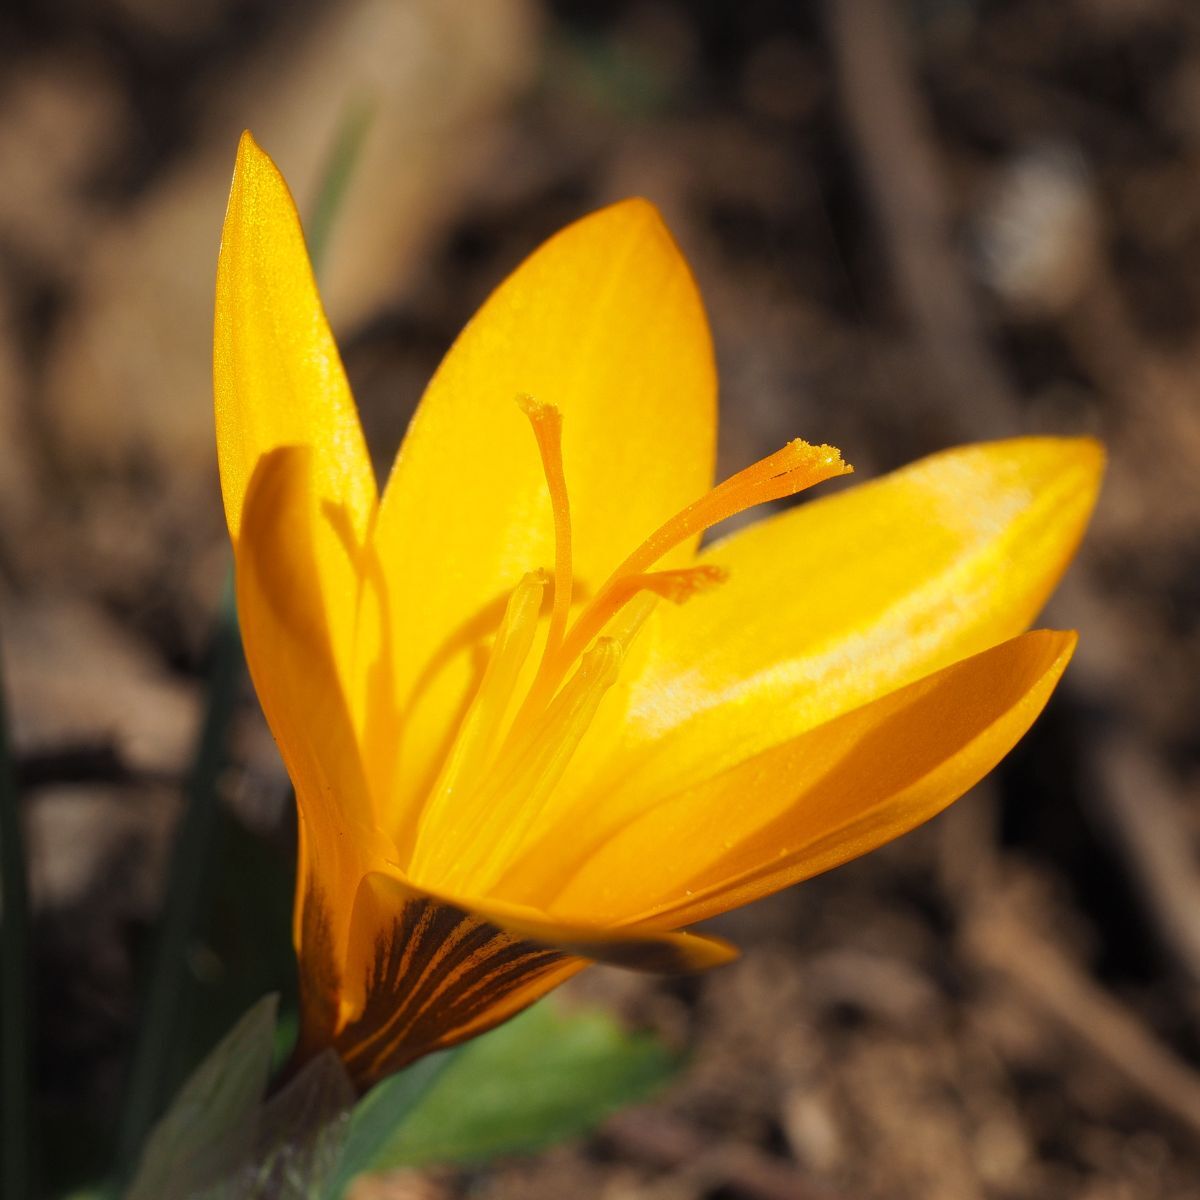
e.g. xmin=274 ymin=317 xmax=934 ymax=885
xmin=2 ymin=0 xmax=1199 ymax=1197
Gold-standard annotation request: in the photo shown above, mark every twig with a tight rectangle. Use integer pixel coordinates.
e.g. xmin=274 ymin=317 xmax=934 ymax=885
xmin=604 ymin=1109 xmax=851 ymax=1200
xmin=824 ymin=0 xmax=1016 ymax=438
xmin=1088 ymin=731 xmax=1200 ymax=994
xmin=964 ymin=900 xmax=1200 ymax=1140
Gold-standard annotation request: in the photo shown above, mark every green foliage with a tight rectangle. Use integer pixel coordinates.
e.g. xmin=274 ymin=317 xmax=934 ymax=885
xmin=306 ymin=97 xmax=375 ymax=278
xmin=328 ymin=1000 xmax=680 ymax=1195
xmin=125 ymin=996 xmax=359 ymax=1200
xmin=322 ymin=1052 xmax=455 ymax=1197
xmin=126 ymin=995 xmax=279 ymax=1200
xmin=121 ymin=992 xmax=680 ymax=1199
xmin=0 ymin=653 xmax=31 ymax=1200
xmin=199 ymin=1050 xmax=355 ymax=1200
xmin=116 ymin=584 xmax=244 ymax=1183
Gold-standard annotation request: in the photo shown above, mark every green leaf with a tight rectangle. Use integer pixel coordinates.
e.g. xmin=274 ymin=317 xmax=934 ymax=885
xmin=323 ymin=1049 xmax=456 ymax=1197
xmin=116 ymin=580 xmax=244 ymax=1183
xmin=329 ymin=1001 xmax=680 ymax=1194
xmin=306 ymin=96 xmax=375 ymax=279
xmin=0 ymin=649 xmax=32 ymax=1200
xmin=202 ymin=1049 xmax=355 ymax=1200
xmin=126 ymin=994 xmax=278 ymax=1200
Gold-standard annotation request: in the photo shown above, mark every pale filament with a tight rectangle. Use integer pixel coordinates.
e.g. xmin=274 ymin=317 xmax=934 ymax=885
xmin=412 ymin=569 xmax=548 ymax=862
xmin=437 ymin=638 xmax=623 ymax=894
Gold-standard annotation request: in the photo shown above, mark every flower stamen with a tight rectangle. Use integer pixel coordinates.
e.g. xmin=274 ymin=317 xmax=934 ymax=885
xmin=438 ymin=637 xmax=624 ymax=894
xmin=408 ymin=570 xmax=547 ymax=879
xmin=407 ymin=406 xmax=849 ymax=893
xmin=612 ymin=564 xmax=728 ymax=605
xmin=517 ymin=394 xmax=573 ymax=660
xmin=541 ymin=439 xmax=852 ymax=700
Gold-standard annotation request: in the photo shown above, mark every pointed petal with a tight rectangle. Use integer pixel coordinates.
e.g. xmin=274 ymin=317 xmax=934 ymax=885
xmin=568 ymin=436 xmax=1102 ymax=810
xmin=332 ymin=872 xmax=732 ymax=1088
xmin=214 ymin=132 xmax=376 ymax=543
xmin=235 ymin=447 xmax=390 ymax=1049
xmin=368 ymin=199 xmax=717 ymax=833
xmin=536 ymin=630 xmax=1075 ymax=924
xmin=451 ymin=886 xmax=737 ymax=972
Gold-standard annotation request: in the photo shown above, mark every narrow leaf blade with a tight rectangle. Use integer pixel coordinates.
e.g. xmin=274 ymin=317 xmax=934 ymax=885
xmin=126 ymin=994 xmax=278 ymax=1200
xmin=334 ymin=1001 xmax=679 ymax=1192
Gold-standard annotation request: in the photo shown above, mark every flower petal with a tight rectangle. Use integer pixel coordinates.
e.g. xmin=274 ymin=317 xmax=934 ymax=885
xmin=533 ymin=629 xmax=1075 ymax=924
xmin=445 ymin=886 xmax=737 ymax=972
xmin=214 ymin=132 xmax=375 ymax=543
xmin=332 ymin=872 xmax=733 ymax=1088
xmin=235 ymin=446 xmax=391 ymax=1051
xmin=564 ymin=436 xmax=1102 ymax=811
xmin=368 ymin=199 xmax=717 ymax=835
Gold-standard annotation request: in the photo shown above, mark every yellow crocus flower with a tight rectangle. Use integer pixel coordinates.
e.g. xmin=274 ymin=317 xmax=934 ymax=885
xmin=214 ymin=132 xmax=1102 ymax=1091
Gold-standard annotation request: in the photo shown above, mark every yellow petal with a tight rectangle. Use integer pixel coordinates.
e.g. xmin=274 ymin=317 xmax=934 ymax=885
xmin=537 ymin=629 xmax=1075 ymax=925
xmin=235 ymin=446 xmax=391 ymax=1049
xmin=214 ymin=131 xmax=376 ymax=543
xmin=368 ymin=198 xmax=717 ymax=836
xmin=566 ymin=436 xmax=1102 ymax=811
xmin=333 ymin=872 xmax=732 ymax=1088
xmin=446 ymin=885 xmax=737 ymax=972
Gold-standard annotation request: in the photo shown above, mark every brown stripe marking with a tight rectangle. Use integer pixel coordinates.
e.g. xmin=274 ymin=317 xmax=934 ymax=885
xmin=333 ymin=896 xmax=570 ymax=1090
xmin=293 ymin=879 xmax=340 ymax=1060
